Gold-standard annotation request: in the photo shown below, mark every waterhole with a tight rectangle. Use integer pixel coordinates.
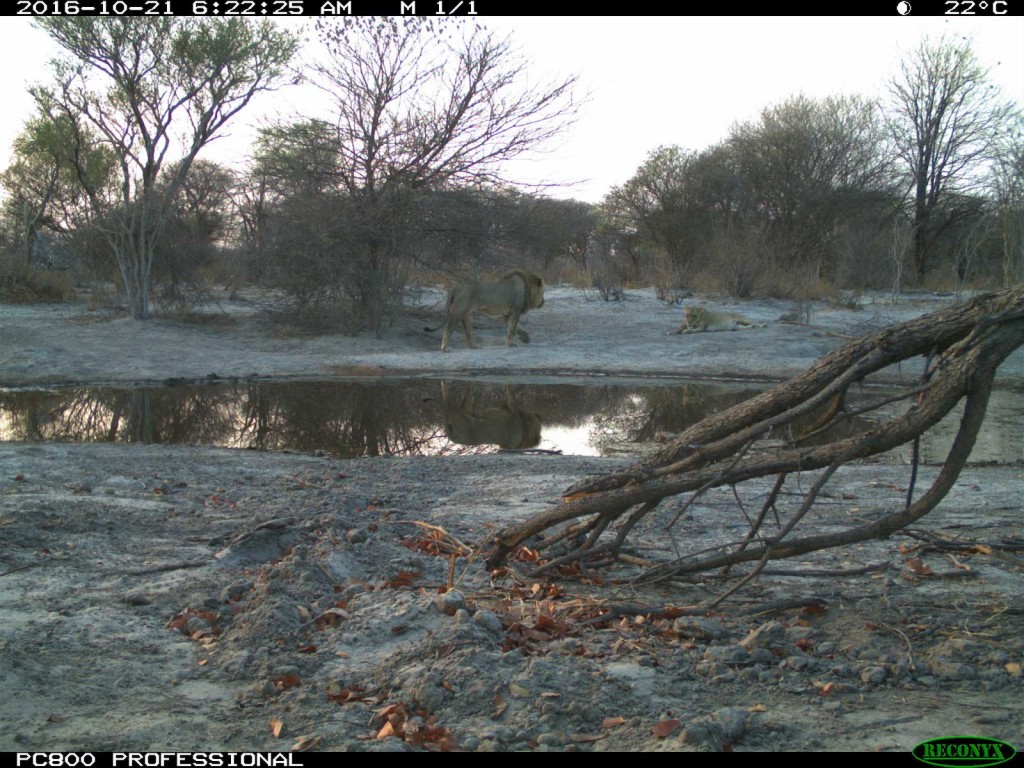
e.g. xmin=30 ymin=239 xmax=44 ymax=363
xmin=1 ymin=377 xmax=1019 ymax=465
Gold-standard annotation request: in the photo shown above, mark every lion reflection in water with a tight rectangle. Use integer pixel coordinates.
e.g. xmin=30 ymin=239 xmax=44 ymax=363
xmin=440 ymin=382 xmax=542 ymax=450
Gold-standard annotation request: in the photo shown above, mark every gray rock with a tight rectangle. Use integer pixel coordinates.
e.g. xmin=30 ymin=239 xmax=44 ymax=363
xmin=472 ymin=609 xmax=504 ymax=634
xmin=436 ymin=589 xmax=466 ymax=615
xmin=679 ymin=707 xmax=751 ymax=751
xmin=704 ymin=645 xmax=751 ymax=665
xmin=345 ymin=528 xmax=368 ymax=544
xmin=860 ymin=665 xmax=888 ymax=685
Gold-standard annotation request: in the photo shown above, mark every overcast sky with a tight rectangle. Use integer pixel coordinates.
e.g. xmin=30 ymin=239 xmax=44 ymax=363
xmin=1 ymin=15 xmax=1021 ymax=203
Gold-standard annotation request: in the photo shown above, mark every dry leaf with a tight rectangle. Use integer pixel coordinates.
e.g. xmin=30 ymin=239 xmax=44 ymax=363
xmin=386 ymin=571 xmax=421 ymax=589
xmin=274 ymin=674 xmax=301 ymax=691
xmin=601 ymin=716 xmax=625 ymax=729
xmin=509 ymin=683 xmax=530 ymax=698
xmin=46 ymin=714 xmax=65 ymax=723
xmin=1005 ymin=663 xmax=1021 ymax=677
xmin=905 ymin=557 xmax=933 ymax=575
xmin=570 ymin=734 xmax=608 ymax=743
xmin=492 ymin=694 xmax=508 ymax=719
xmin=291 ymin=735 xmax=321 ymax=752
xmin=270 ymin=719 xmax=283 ymax=738
xmin=652 ymin=719 xmax=681 ymax=739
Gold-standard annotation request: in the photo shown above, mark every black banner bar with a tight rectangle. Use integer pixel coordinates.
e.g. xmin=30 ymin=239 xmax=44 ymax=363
xmin=8 ymin=0 xmax=483 ymax=16
xmin=5 ymin=0 xmax=1020 ymax=15
xmin=7 ymin=756 xmax=311 ymax=768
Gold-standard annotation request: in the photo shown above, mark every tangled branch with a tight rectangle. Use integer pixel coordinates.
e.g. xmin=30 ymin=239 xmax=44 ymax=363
xmin=485 ymin=286 xmax=1024 ymax=584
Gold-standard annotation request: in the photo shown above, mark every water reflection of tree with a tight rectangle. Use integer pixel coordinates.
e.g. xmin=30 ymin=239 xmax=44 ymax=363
xmin=583 ymin=384 xmax=764 ymax=448
xmin=233 ymin=381 xmax=447 ymax=457
xmin=0 ymin=386 xmax=239 ymax=444
xmin=151 ymin=388 xmax=235 ymax=444
xmin=0 ymin=381 xmax=769 ymax=452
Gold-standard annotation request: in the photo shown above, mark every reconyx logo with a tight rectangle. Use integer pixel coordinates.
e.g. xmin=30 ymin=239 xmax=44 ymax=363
xmin=913 ymin=736 xmax=1016 ymax=768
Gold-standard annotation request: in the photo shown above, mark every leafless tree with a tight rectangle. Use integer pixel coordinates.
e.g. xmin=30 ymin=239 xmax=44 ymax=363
xmin=269 ymin=18 xmax=579 ymax=331
xmin=888 ymin=36 xmax=1012 ymax=280
xmin=989 ymin=111 xmax=1024 ymax=287
xmin=890 ymin=216 xmax=913 ymax=303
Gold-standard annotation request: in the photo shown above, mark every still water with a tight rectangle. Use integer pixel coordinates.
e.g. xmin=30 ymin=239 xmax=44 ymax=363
xmin=0 ymin=378 xmax=1019 ymax=465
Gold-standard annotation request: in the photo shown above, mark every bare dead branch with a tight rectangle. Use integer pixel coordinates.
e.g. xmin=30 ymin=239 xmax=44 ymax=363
xmin=485 ymin=286 xmax=1024 ymax=588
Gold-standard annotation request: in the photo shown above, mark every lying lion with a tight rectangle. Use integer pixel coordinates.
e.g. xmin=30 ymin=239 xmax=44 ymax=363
xmin=425 ymin=269 xmax=545 ymax=352
xmin=670 ymin=305 xmax=767 ymax=334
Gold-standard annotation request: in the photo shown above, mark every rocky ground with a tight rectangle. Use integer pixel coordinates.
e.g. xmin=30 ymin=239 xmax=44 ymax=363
xmin=0 ymin=286 xmax=1021 ymax=752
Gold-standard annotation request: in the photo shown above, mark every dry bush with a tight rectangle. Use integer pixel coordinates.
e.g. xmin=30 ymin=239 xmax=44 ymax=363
xmin=0 ymin=255 xmax=75 ymax=303
xmin=920 ymin=271 xmax=963 ymax=293
xmin=703 ymin=250 xmax=767 ymax=298
xmin=84 ymin=282 xmax=119 ymax=312
xmin=652 ymin=256 xmax=696 ymax=301
xmin=832 ymin=224 xmax=894 ymax=293
xmin=543 ymin=258 xmax=588 ymax=289
xmin=760 ymin=264 xmax=837 ymax=301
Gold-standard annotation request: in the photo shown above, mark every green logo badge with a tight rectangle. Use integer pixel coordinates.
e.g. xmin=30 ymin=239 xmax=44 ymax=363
xmin=913 ymin=737 xmax=1017 ymax=768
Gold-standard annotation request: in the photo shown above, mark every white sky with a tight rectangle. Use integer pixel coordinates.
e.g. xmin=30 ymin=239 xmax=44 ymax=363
xmin=0 ymin=15 xmax=1021 ymax=203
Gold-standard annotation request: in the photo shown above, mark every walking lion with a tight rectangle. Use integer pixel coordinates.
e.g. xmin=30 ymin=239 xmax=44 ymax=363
xmin=426 ymin=269 xmax=545 ymax=352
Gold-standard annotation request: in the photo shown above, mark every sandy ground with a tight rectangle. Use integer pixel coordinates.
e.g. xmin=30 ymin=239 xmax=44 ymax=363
xmin=0 ymin=286 xmax=1021 ymax=752
xmin=4 ymin=285 xmax=1021 ymax=387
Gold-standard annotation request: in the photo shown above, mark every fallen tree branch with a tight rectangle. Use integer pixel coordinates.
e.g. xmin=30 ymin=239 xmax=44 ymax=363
xmin=485 ymin=286 xmax=1024 ymax=586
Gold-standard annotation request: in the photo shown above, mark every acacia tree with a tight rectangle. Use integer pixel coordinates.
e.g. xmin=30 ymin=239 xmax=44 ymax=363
xmin=0 ymin=112 xmax=114 ymax=267
xmin=152 ymin=158 xmax=236 ymax=303
xmin=271 ymin=17 xmax=578 ymax=332
xmin=602 ymin=145 xmax=710 ymax=291
xmin=888 ymin=36 xmax=1011 ymax=280
xmin=31 ymin=18 xmax=297 ymax=318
